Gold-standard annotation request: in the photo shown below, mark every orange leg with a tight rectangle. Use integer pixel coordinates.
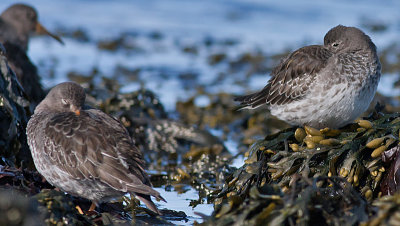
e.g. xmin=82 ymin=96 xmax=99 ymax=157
xmin=88 ymin=202 xmax=97 ymax=212
xmin=75 ymin=205 xmax=84 ymax=215
xmin=76 ymin=202 xmax=97 ymax=215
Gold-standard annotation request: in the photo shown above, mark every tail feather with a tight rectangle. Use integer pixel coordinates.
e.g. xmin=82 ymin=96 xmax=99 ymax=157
xmin=135 ymin=193 xmax=166 ymax=215
xmin=234 ymin=89 xmax=270 ymax=110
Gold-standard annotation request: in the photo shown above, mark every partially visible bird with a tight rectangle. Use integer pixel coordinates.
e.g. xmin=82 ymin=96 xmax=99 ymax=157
xmin=0 ymin=4 xmax=64 ymax=108
xmin=27 ymin=82 xmax=165 ymax=215
xmin=235 ymin=25 xmax=381 ymax=129
xmin=0 ymin=3 xmax=63 ymax=51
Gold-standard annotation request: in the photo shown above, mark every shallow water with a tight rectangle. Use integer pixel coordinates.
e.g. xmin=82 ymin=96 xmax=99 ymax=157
xmin=155 ymin=187 xmax=213 ymax=224
xmin=1 ymin=0 xmax=400 ymax=224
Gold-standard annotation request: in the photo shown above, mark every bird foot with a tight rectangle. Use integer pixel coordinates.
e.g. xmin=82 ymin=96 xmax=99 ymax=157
xmin=75 ymin=205 xmax=84 ymax=215
xmin=75 ymin=202 xmax=98 ymax=216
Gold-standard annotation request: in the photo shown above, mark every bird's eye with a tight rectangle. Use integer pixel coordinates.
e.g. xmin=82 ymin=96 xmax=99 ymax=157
xmin=332 ymin=42 xmax=339 ymax=47
xmin=61 ymin=98 xmax=68 ymax=105
xmin=27 ymin=11 xmax=36 ymax=20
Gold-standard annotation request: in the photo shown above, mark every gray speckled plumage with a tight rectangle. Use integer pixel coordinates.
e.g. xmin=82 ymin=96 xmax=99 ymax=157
xmin=27 ymin=82 xmax=165 ymax=214
xmin=235 ymin=25 xmax=381 ymax=129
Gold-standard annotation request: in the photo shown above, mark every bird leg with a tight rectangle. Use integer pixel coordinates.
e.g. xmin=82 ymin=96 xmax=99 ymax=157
xmin=75 ymin=205 xmax=84 ymax=215
xmin=88 ymin=202 xmax=97 ymax=212
xmin=75 ymin=202 xmax=97 ymax=215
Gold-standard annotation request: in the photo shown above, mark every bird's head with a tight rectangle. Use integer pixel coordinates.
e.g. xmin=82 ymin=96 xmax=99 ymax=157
xmin=1 ymin=4 xmax=64 ymax=47
xmin=35 ymin=82 xmax=85 ymax=115
xmin=324 ymin=25 xmax=376 ymax=54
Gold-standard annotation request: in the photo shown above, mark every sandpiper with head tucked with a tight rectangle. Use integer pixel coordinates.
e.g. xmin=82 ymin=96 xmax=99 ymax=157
xmin=26 ymin=82 xmax=165 ymax=215
xmin=235 ymin=25 xmax=381 ymax=129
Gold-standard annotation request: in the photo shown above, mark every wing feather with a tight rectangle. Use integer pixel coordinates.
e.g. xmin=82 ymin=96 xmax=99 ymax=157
xmin=235 ymin=45 xmax=332 ymax=109
xmin=42 ymin=110 xmax=155 ymax=195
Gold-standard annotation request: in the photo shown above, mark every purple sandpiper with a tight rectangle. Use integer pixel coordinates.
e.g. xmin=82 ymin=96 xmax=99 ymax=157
xmin=0 ymin=4 xmax=63 ymax=51
xmin=0 ymin=4 xmax=64 ymax=107
xmin=26 ymin=82 xmax=165 ymax=214
xmin=235 ymin=25 xmax=381 ymax=129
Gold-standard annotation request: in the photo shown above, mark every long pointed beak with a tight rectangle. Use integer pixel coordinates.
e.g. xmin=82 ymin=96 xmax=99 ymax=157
xmin=35 ymin=22 xmax=64 ymax=45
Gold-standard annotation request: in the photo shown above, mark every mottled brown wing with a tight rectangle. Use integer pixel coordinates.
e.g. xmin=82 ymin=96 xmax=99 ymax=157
xmin=43 ymin=110 xmax=157 ymax=196
xmin=235 ymin=45 xmax=333 ymax=108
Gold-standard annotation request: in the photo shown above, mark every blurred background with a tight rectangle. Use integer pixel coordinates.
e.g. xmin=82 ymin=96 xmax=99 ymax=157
xmin=1 ymin=0 xmax=399 ymax=224
xmin=1 ymin=0 xmax=399 ymax=110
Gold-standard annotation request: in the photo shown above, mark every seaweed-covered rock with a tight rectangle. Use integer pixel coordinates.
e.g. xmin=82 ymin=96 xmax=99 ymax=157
xmin=206 ymin=176 xmax=370 ymax=226
xmin=3 ymin=42 xmax=46 ymax=108
xmin=204 ymin=112 xmax=400 ymax=225
xmin=0 ymin=165 xmax=52 ymax=195
xmin=34 ymin=190 xmax=93 ymax=225
xmin=0 ymin=43 xmax=32 ymax=169
xmin=364 ymin=193 xmax=400 ymax=226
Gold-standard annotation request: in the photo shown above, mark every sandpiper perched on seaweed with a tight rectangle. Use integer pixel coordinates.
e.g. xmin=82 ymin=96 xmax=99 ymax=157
xmin=235 ymin=25 xmax=381 ymax=129
xmin=26 ymin=82 xmax=165 ymax=215
xmin=0 ymin=4 xmax=64 ymax=107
